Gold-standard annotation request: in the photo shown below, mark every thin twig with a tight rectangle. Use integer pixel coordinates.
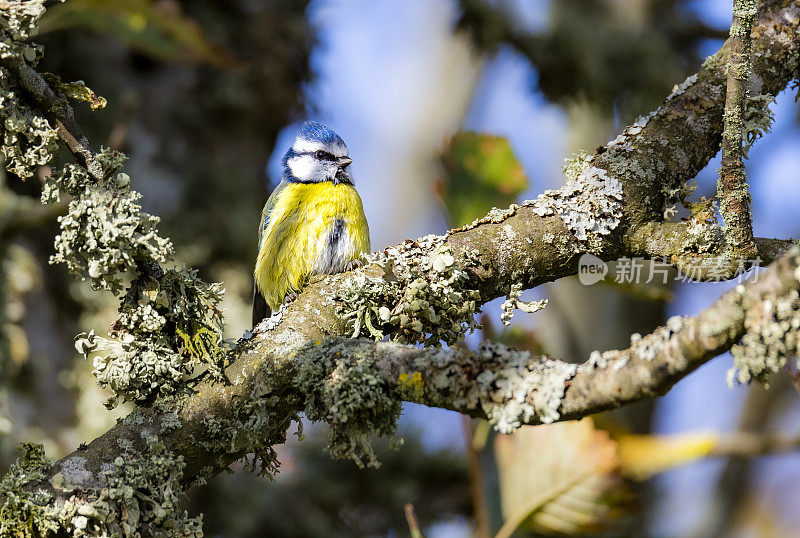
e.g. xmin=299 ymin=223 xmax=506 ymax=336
xmin=710 ymin=430 xmax=800 ymax=458
xmin=404 ymin=503 xmax=425 ymax=538
xmin=462 ymin=416 xmax=491 ymax=538
xmin=718 ymin=0 xmax=760 ymax=258
xmin=0 ymin=55 xmax=103 ymax=180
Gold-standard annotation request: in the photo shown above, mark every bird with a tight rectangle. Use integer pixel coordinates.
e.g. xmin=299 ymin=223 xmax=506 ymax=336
xmin=252 ymin=121 xmax=370 ymax=325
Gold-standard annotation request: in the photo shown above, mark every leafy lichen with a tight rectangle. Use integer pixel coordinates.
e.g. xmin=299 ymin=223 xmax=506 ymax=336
xmin=522 ymin=154 xmax=625 ymax=252
xmin=0 ymin=443 xmax=58 ymax=538
xmin=742 ymin=93 xmax=775 ymax=156
xmin=729 ymin=251 xmax=800 ymax=385
xmin=296 ymin=339 xmax=402 ymax=467
xmin=0 ymin=440 xmax=203 ymax=537
xmin=51 ymin=186 xmax=173 ymax=293
xmin=76 ymin=268 xmax=228 ymax=406
xmin=336 ymin=235 xmax=480 ymax=346
xmin=427 ymin=341 xmax=577 ymax=432
xmin=500 ymin=282 xmax=547 ymax=326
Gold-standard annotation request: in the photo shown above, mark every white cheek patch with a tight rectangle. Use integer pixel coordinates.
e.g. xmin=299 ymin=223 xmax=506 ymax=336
xmin=292 ymin=139 xmax=325 ymax=153
xmin=287 ymin=155 xmax=324 ymax=181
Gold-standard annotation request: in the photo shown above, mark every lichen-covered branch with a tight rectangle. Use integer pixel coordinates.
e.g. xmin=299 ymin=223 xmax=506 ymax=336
xmin=0 ymin=46 xmax=103 ymax=180
xmin=718 ymin=0 xmax=760 ymax=257
xmin=370 ymin=248 xmax=800 ymax=429
xmin=11 ymin=247 xmax=800 ymax=535
xmin=625 ymin=221 xmax=796 ymax=279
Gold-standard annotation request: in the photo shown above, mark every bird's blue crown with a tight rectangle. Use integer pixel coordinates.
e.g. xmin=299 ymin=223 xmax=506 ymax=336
xmin=296 ymin=121 xmax=346 ymax=147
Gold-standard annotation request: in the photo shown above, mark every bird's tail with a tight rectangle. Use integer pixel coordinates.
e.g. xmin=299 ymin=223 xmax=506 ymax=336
xmin=252 ymin=282 xmax=270 ymax=326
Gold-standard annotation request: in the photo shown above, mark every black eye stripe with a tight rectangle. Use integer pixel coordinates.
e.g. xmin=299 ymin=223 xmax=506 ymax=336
xmin=311 ymin=150 xmax=336 ymax=161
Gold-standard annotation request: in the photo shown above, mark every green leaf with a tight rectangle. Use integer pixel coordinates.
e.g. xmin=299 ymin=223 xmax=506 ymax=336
xmin=40 ymin=0 xmax=235 ymax=67
xmin=438 ymin=132 xmax=528 ymax=227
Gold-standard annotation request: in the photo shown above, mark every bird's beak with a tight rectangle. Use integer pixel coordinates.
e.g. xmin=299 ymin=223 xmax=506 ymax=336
xmin=338 ymin=157 xmax=353 ymax=167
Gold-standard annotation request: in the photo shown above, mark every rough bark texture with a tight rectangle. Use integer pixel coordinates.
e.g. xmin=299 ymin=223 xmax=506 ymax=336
xmin=718 ymin=0 xmax=760 ymax=257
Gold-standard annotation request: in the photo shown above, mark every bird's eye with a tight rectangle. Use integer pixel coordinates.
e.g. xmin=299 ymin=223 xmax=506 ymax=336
xmin=314 ymin=150 xmax=333 ymax=161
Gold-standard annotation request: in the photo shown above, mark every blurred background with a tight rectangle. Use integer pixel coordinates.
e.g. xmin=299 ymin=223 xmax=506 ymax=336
xmin=2 ymin=0 xmax=800 ymax=536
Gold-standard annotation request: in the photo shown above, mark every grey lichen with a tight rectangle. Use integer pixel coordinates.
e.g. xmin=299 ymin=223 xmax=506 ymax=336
xmin=742 ymin=93 xmax=775 ymax=156
xmin=627 ymin=315 xmax=686 ymax=362
xmin=665 ymin=73 xmax=699 ymax=101
xmin=0 ymin=443 xmax=198 ymax=538
xmin=500 ymin=282 xmax=547 ymax=326
xmin=730 ymin=259 xmax=800 ymax=384
xmin=606 ymin=111 xmax=658 ymax=150
xmin=336 ymin=235 xmax=480 ymax=346
xmin=0 ymin=79 xmax=59 ymax=179
xmin=59 ymin=456 xmax=92 ymax=488
xmin=0 ymin=1 xmax=60 ymax=179
xmin=67 ymin=439 xmax=204 ymax=536
xmin=428 ymin=341 xmax=577 ymax=432
xmin=575 ymin=316 xmax=687 ymax=378
xmin=41 ymin=147 xmax=127 ymax=204
xmin=448 ymin=204 xmax=522 ymax=232
xmin=39 ymin=438 xmax=202 ymax=537
xmin=523 ymin=155 xmax=624 ymax=251
xmin=296 ymin=339 xmax=402 ymax=467
xmin=51 ymin=187 xmax=172 ymax=293
xmin=0 ymin=443 xmax=58 ymax=537
xmin=0 ymin=1 xmax=50 ymax=41
xmin=76 ymin=268 xmax=228 ymax=406
xmin=0 ymin=1 xmax=108 ymax=183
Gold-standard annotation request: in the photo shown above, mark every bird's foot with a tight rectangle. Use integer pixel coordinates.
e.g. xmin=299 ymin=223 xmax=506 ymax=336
xmin=253 ymin=306 xmax=286 ymax=333
xmin=346 ymin=258 xmax=364 ymax=272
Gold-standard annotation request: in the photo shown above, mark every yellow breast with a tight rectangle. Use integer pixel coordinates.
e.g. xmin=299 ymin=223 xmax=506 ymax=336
xmin=254 ymin=181 xmax=370 ymax=311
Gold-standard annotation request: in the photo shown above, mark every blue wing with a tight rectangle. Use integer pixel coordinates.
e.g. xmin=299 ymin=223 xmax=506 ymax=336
xmin=258 ymin=180 xmax=288 ymax=248
xmin=254 ymin=180 xmax=289 ymax=325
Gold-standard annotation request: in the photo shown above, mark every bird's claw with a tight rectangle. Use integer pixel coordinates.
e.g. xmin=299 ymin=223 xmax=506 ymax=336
xmin=346 ymin=258 xmax=364 ymax=272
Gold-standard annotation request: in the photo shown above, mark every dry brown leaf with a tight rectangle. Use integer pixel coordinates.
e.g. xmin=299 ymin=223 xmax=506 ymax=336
xmin=494 ymin=418 xmax=629 ymax=537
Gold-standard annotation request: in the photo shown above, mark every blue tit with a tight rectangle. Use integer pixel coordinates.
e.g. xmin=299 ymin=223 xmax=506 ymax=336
xmin=253 ymin=121 xmax=370 ymax=325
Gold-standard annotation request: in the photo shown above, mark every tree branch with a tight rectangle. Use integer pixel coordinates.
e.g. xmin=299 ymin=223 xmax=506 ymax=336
xmin=708 ymin=430 xmax=800 ymax=458
xmin=0 ymin=55 xmax=103 ymax=180
xmin=625 ymin=221 xmax=796 ymax=279
xmin=718 ymin=0 xmax=760 ymax=257
xmin=33 ymin=245 xmax=800 ymax=506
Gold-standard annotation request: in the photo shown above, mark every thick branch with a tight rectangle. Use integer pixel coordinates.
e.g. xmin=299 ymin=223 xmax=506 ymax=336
xmin=36 ymin=247 xmax=800 ymax=505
